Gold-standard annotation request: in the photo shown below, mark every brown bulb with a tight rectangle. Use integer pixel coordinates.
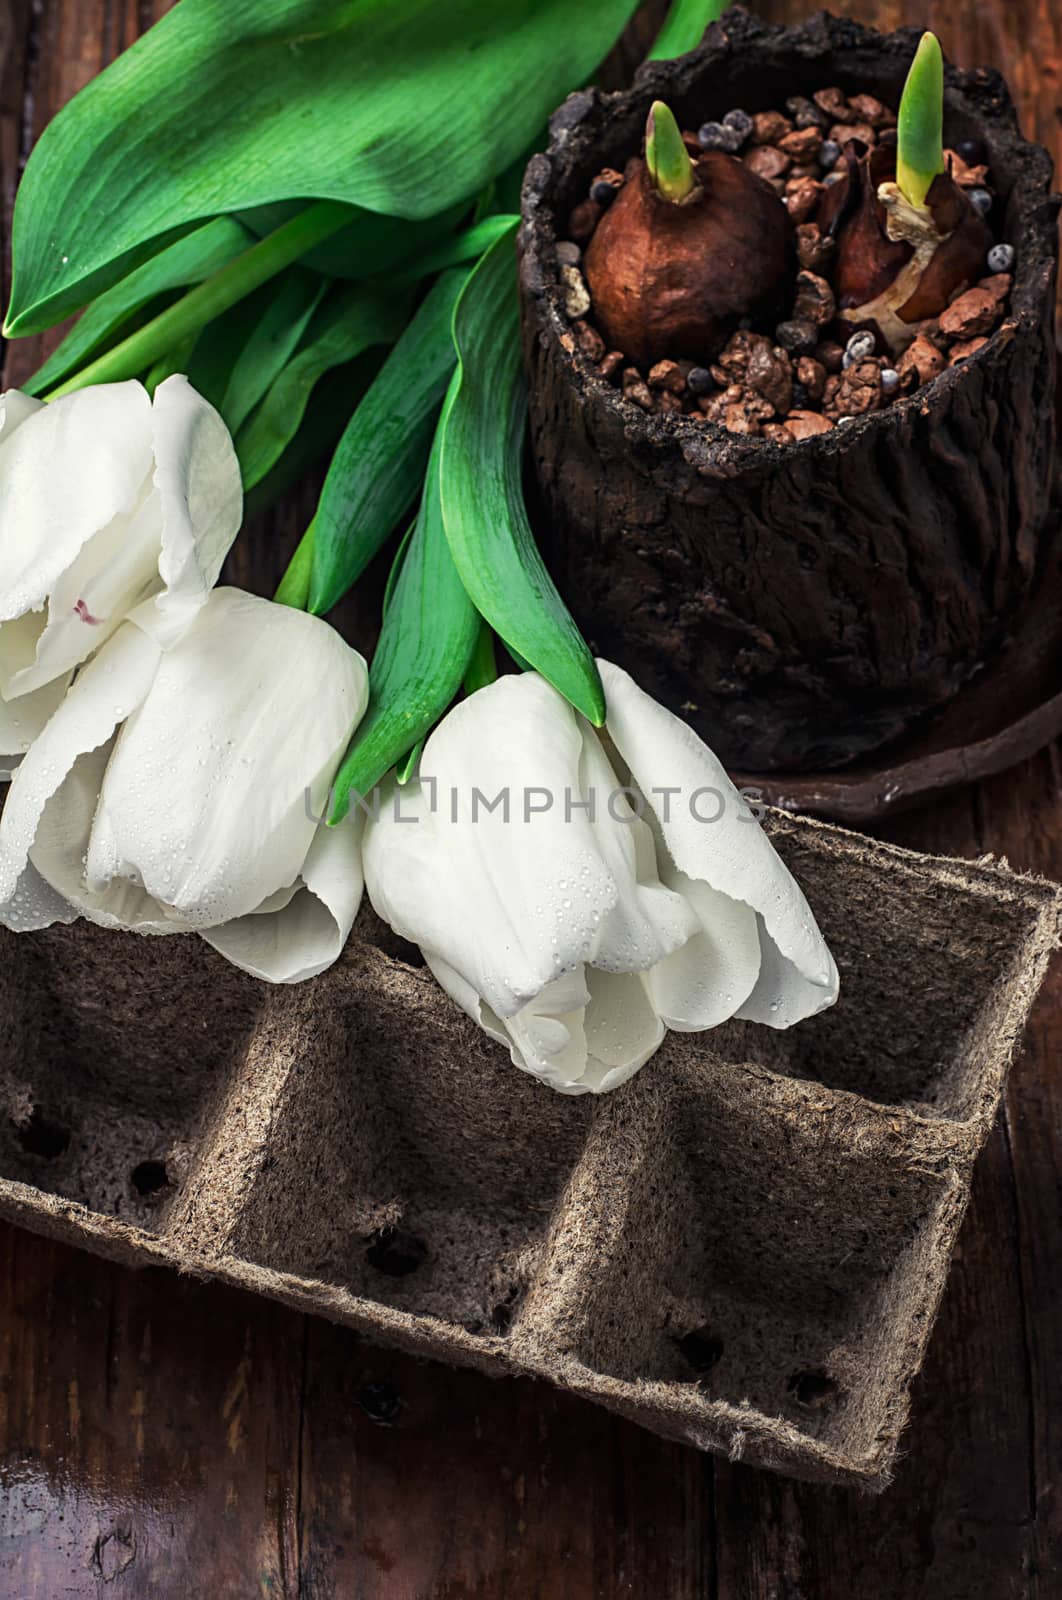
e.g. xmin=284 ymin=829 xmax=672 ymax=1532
xmin=583 ymin=153 xmax=795 ymax=368
xmin=819 ymin=140 xmax=992 ymax=353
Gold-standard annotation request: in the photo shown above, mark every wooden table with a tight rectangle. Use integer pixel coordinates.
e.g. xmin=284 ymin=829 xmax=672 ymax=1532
xmin=1 ymin=2 xmax=1060 ymax=1594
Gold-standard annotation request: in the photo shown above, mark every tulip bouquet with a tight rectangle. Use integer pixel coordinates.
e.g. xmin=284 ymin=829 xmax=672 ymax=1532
xmin=0 ymin=0 xmax=841 ymax=1093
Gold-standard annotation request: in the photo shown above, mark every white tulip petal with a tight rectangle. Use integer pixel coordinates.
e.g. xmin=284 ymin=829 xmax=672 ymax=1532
xmin=0 ymin=859 xmax=79 ymax=932
xmin=576 ymin=717 xmax=699 ymax=973
xmin=422 ymin=950 xmax=513 ymax=1047
xmin=0 ymin=382 xmax=153 ymax=624
xmin=0 ymin=671 xmax=71 ymax=761
xmin=735 ymin=912 xmax=835 ymax=1027
xmin=3 ymin=488 xmax=161 ymax=698
xmin=502 ymin=967 xmax=593 ymax=1087
xmin=364 ymin=673 xmax=696 ymax=1021
xmin=580 ymin=968 xmax=666 ymax=1092
xmin=150 ymin=376 xmax=243 ymax=643
xmin=645 ymin=866 xmax=762 ymax=1030
xmin=29 ymin=743 xmax=190 ymax=933
xmin=201 ymin=815 xmax=365 ymax=983
xmin=86 ymin=589 xmax=366 ymax=929
xmin=0 ymin=389 xmax=45 ymax=443
xmin=599 ymin=659 xmax=838 ymax=1025
xmin=0 ymin=610 xmax=45 ymax=689
xmin=425 ymin=952 xmax=662 ymax=1096
xmin=0 ymin=623 xmax=160 ymax=908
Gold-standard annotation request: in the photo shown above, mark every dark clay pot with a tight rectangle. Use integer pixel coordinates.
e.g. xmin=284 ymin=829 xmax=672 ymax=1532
xmin=518 ymin=7 xmax=1060 ymax=772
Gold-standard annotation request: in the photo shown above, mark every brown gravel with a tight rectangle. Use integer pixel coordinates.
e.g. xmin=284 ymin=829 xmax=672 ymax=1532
xmin=744 ymin=145 xmax=792 ymax=181
xmin=648 ymin=359 xmax=686 ymax=393
xmin=598 ymin=350 xmax=625 ymax=382
xmin=793 ymin=270 xmax=836 ymax=327
xmin=796 ymin=356 xmax=827 ymax=402
xmin=747 ymin=342 xmax=794 ymax=415
xmin=796 ymin=223 xmax=836 ymax=272
xmin=779 ymin=126 xmax=823 ymax=162
xmin=698 ymin=384 xmax=775 ymax=435
xmin=622 ymin=367 xmax=654 ymax=409
xmin=711 ymin=330 xmax=766 ymax=386
xmin=785 ymin=177 xmax=823 ymax=224
xmin=814 ymin=86 xmax=854 ymax=124
xmin=896 ymin=335 xmax=946 ymax=387
xmin=823 ymin=358 xmax=884 ymax=418
xmin=937 ymin=275 xmax=1011 ymax=339
xmin=751 ymin=110 xmax=791 ymax=146
xmin=832 ymin=122 xmax=878 ymax=149
xmin=847 ymin=93 xmax=894 ymax=128
xmin=949 ymin=335 xmax=989 ymax=364
xmin=593 ymin=167 xmax=624 ymax=193
xmin=786 ymin=409 xmax=835 ymax=439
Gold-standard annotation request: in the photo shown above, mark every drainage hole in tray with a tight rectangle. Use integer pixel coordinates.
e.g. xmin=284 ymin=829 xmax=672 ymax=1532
xmin=365 ymin=1225 xmax=428 ymax=1277
xmin=489 ymin=1284 xmax=524 ymax=1336
xmin=14 ymin=1109 xmax=71 ymax=1160
xmin=130 ymin=1160 xmax=170 ymax=1197
xmin=788 ymin=1370 xmax=840 ymax=1409
xmin=676 ymin=1327 xmax=724 ymax=1377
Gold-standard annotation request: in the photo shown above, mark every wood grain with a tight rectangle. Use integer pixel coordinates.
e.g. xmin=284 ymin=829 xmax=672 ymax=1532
xmin=1 ymin=2 xmax=1061 ymax=1596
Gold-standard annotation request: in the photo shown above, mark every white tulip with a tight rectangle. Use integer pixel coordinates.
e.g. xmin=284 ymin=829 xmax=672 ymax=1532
xmin=0 ymin=376 xmax=241 ymax=768
xmin=364 ymin=662 xmax=838 ymax=1093
xmin=0 ymin=587 xmax=368 ymax=983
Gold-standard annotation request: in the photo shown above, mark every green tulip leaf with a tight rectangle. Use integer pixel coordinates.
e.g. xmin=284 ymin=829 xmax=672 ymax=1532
xmin=23 ymin=216 xmax=255 ymax=397
xmin=329 ymin=434 xmax=480 ymax=822
xmin=382 ymin=523 xmax=417 ymax=618
xmin=648 ymin=0 xmax=726 ymax=60
xmin=392 ymin=213 xmax=520 ymax=286
xmin=220 ymin=267 xmax=327 ymax=435
xmin=235 ymin=282 xmax=406 ymax=489
xmin=6 ymin=0 xmax=638 ymax=335
xmin=307 ymin=263 xmax=472 ymax=615
xmin=438 ymin=225 xmax=605 ymax=726
xmin=250 ymin=353 xmax=382 ymax=520
xmin=237 ymin=201 xmax=463 ymax=282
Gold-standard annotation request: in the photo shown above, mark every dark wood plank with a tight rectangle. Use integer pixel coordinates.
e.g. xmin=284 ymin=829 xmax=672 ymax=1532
xmin=973 ymin=750 xmax=1062 ymax=1593
xmin=1 ymin=1 xmax=1061 ymax=1597
xmin=0 ymin=1224 xmax=305 ymax=1598
xmin=298 ymin=1321 xmax=714 ymax=1600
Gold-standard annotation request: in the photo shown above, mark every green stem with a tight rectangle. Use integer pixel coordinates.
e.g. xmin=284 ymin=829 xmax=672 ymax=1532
xmin=274 ymin=527 xmax=315 ymax=609
xmin=43 ymin=201 xmax=353 ymax=400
